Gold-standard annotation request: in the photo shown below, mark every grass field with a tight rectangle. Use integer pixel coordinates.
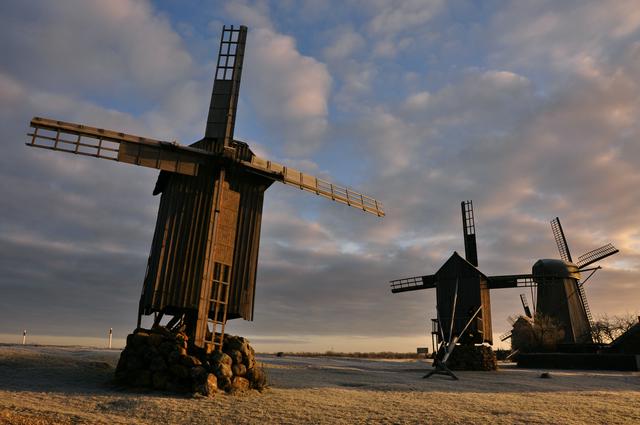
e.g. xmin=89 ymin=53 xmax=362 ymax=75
xmin=0 ymin=345 xmax=638 ymax=424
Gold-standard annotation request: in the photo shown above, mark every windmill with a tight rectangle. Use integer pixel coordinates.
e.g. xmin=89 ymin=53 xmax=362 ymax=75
xmin=490 ymin=217 xmax=619 ymax=344
xmin=390 ymin=200 xmax=493 ymax=349
xmin=26 ymin=25 xmax=384 ymax=353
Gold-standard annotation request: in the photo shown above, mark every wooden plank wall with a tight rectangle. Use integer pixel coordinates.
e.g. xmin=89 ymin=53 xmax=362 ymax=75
xmin=139 ymin=165 xmax=272 ymax=322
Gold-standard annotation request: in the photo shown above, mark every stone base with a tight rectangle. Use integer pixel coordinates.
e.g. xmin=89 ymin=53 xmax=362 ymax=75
xmin=115 ymin=327 xmax=267 ymax=396
xmin=446 ymin=345 xmax=497 ymax=371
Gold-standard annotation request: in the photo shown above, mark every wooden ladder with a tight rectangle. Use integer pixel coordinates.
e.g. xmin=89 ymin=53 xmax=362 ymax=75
xmin=203 ymin=262 xmax=231 ymax=352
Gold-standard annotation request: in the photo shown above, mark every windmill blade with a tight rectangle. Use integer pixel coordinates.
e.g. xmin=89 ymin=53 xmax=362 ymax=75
xmin=242 ymin=155 xmax=385 ymax=217
xmin=576 ymin=243 xmax=619 ymax=269
xmin=520 ymin=293 xmax=532 ymax=318
xmin=461 ymin=200 xmax=478 ymax=266
xmin=390 ymin=275 xmax=436 ymax=293
xmin=204 ymin=25 xmax=247 ymax=148
xmin=27 ymin=117 xmax=212 ymax=176
xmin=487 ymin=274 xmax=536 ymax=289
xmin=551 ymin=217 xmax=573 ymax=262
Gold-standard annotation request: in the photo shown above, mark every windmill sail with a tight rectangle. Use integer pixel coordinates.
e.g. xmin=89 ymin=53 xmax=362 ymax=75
xmin=576 ymin=243 xmax=619 ymax=269
xmin=27 ymin=117 xmax=210 ymax=176
xmin=461 ymin=200 xmax=478 ymax=266
xmin=551 ymin=217 xmax=573 ymax=262
xmin=486 ymin=274 xmax=536 ymax=289
xmin=520 ymin=293 xmax=532 ymax=318
xmin=204 ymin=25 xmax=247 ymax=148
xmin=390 ymin=275 xmax=437 ymax=293
xmin=243 ymin=155 xmax=385 ymax=217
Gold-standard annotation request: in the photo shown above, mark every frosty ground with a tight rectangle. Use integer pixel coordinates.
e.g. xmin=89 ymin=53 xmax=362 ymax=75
xmin=0 ymin=345 xmax=638 ymax=424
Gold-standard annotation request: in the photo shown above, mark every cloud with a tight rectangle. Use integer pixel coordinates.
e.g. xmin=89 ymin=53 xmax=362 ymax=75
xmin=361 ymin=0 xmax=443 ymax=59
xmin=225 ymin=2 xmax=332 ymax=156
xmin=0 ymin=1 xmax=194 ymax=338
xmin=490 ymin=0 xmax=640 ymax=73
xmin=323 ymin=27 xmax=366 ymax=62
xmin=0 ymin=0 xmax=193 ymax=102
xmin=366 ymin=0 xmax=444 ymax=36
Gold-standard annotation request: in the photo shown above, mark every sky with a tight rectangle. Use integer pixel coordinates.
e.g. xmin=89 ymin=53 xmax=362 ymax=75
xmin=0 ymin=0 xmax=639 ymax=352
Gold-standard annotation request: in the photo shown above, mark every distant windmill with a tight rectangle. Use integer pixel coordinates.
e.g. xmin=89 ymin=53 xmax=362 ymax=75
xmin=391 ymin=202 xmax=619 ymax=352
xmin=26 ymin=25 xmax=384 ymax=352
xmin=390 ymin=200 xmax=493 ymax=347
xmin=491 ymin=217 xmax=619 ymax=344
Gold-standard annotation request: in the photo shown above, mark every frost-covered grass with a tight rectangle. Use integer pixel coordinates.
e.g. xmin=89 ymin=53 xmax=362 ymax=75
xmin=0 ymin=345 xmax=638 ymax=424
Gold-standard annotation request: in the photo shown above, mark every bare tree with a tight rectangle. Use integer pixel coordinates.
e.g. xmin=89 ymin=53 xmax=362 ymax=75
xmin=592 ymin=313 xmax=640 ymax=344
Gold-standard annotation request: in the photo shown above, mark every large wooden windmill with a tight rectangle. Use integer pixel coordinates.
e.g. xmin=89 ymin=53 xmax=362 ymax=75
xmin=26 ymin=25 xmax=384 ymax=352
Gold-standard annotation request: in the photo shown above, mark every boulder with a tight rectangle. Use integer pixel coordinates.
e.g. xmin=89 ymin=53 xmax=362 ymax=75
xmin=230 ymin=376 xmax=250 ymax=392
xmin=209 ymin=351 xmax=232 ymax=368
xmin=232 ymin=363 xmax=247 ymax=377
xmin=246 ymin=366 xmax=267 ymax=391
xmin=215 ymin=363 xmax=233 ymax=380
xmin=228 ymin=349 xmax=243 ymax=365
xmin=194 ymin=373 xmax=218 ymax=397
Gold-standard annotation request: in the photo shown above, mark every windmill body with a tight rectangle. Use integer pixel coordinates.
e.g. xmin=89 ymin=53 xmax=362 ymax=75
xmin=532 ymin=259 xmax=591 ymax=343
xmin=434 ymin=252 xmax=492 ymax=345
xmin=26 ymin=25 xmax=384 ymax=352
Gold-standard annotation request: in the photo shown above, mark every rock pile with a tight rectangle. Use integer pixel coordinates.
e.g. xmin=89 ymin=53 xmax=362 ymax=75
xmin=115 ymin=327 xmax=267 ymax=396
xmin=446 ymin=344 xmax=497 ymax=371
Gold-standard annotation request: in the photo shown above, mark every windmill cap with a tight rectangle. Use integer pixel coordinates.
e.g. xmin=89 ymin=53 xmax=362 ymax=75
xmin=532 ymin=259 xmax=581 ymax=280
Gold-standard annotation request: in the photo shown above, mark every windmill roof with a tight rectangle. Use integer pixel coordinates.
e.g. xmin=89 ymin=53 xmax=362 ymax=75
xmin=435 ymin=251 xmax=488 ymax=279
xmin=533 ymin=258 xmax=581 ymax=279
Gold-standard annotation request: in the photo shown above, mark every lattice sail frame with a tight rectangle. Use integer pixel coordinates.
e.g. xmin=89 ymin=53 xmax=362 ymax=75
xmin=461 ymin=200 xmax=478 ymax=266
xmin=27 ymin=118 xmax=385 ymax=217
xmin=576 ymin=243 xmax=619 ymax=269
xmin=551 ymin=217 xmax=572 ymax=262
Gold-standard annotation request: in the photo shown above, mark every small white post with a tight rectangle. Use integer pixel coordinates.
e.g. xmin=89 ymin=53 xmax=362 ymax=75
xmin=22 ymin=330 xmax=26 ymax=345
xmin=108 ymin=328 xmax=113 ymax=349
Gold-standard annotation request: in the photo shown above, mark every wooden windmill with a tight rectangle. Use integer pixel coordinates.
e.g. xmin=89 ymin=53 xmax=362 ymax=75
xmin=490 ymin=217 xmax=619 ymax=344
xmin=390 ymin=201 xmax=492 ymax=346
xmin=26 ymin=25 xmax=384 ymax=352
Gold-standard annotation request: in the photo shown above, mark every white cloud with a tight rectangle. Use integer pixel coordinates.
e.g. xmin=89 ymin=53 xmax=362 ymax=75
xmin=367 ymin=0 xmax=444 ymax=35
xmin=226 ymin=3 xmax=332 ymax=156
xmin=323 ymin=27 xmax=366 ymax=61
xmin=0 ymin=0 xmax=193 ymax=101
xmin=405 ymin=91 xmax=431 ymax=110
xmin=490 ymin=0 xmax=640 ymax=73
